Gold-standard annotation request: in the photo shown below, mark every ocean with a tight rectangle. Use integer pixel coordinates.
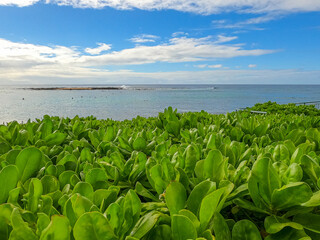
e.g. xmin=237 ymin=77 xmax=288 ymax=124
xmin=1 ymin=84 xmax=320 ymax=123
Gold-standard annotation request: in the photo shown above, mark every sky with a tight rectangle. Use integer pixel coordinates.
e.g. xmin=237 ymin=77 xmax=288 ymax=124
xmin=0 ymin=0 xmax=319 ymax=84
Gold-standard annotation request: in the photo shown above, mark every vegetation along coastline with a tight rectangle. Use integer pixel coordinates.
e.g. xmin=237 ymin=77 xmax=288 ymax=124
xmin=0 ymin=102 xmax=320 ymax=239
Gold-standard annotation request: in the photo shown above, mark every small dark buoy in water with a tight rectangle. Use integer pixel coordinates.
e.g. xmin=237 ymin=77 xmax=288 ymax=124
xmin=81 ymin=96 xmax=83 ymax=98
xmin=72 ymin=97 xmax=74 ymax=99
xmin=22 ymin=98 xmax=24 ymax=100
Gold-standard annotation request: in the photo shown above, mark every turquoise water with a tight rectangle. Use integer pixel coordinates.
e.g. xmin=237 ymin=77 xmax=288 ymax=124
xmin=1 ymin=85 xmax=320 ymax=122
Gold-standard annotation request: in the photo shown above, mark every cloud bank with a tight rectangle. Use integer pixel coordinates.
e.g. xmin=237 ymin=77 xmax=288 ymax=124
xmin=0 ymin=35 xmax=274 ymax=71
xmin=0 ymin=0 xmax=40 ymax=7
xmin=0 ymin=35 xmax=317 ymax=85
xmin=1 ymin=0 xmax=320 ymax=15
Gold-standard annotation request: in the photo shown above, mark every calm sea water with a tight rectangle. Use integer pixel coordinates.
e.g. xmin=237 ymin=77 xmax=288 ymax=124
xmin=1 ymin=85 xmax=320 ymax=123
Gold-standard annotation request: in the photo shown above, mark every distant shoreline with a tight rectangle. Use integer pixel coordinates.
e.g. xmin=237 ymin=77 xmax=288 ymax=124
xmin=26 ymin=87 xmax=123 ymax=90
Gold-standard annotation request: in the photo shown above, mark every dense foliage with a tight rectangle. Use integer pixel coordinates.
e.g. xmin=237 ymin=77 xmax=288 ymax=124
xmin=1 ymin=104 xmax=320 ymax=240
xmin=247 ymin=101 xmax=320 ymax=116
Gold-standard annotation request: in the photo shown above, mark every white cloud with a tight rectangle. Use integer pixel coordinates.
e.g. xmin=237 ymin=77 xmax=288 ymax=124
xmin=215 ymin=35 xmax=238 ymax=43
xmin=0 ymin=0 xmax=40 ymax=7
xmin=2 ymin=0 xmax=320 ymax=15
xmin=195 ymin=64 xmax=223 ymax=68
xmin=0 ymin=36 xmax=274 ymax=82
xmin=172 ymin=32 xmax=189 ymax=37
xmin=78 ymin=36 xmax=275 ymax=66
xmin=85 ymin=43 xmax=111 ymax=55
xmin=209 ymin=64 xmax=223 ymax=68
xmin=129 ymin=34 xmax=159 ymax=43
xmin=248 ymin=64 xmax=257 ymax=68
xmin=212 ymin=13 xmax=281 ymax=29
xmin=0 ymin=38 xmax=80 ymax=68
xmin=194 ymin=64 xmax=207 ymax=68
xmin=4 ymin=0 xmax=315 ymax=14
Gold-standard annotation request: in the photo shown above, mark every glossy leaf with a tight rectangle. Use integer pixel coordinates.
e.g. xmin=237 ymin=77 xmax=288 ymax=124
xmin=204 ymin=149 xmax=227 ymax=184
xmin=130 ymin=211 xmax=162 ymax=238
xmin=232 ymin=220 xmax=262 ymax=240
xmin=0 ymin=165 xmax=19 ymax=204
xmin=15 ymin=147 xmax=42 ymax=182
xmin=172 ymin=214 xmax=197 ymax=240
xmin=264 ymin=215 xmax=303 ymax=234
xmin=165 ymin=181 xmax=187 ymax=215
xmin=40 ymin=215 xmax=70 ymax=240
xmin=213 ymin=212 xmax=231 ymax=240
xmin=187 ymin=180 xmax=216 ymax=216
xmin=73 ymin=212 xmax=117 ymax=240
xmin=271 ymin=182 xmax=312 ymax=210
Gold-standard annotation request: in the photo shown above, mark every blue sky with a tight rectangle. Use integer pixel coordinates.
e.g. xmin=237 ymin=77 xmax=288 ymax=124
xmin=0 ymin=0 xmax=319 ymax=84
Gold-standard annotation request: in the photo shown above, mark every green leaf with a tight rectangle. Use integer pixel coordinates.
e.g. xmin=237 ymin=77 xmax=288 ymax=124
xmin=0 ymin=165 xmax=19 ymax=204
xmin=195 ymin=160 xmax=204 ymax=179
xmin=301 ymin=191 xmax=320 ymax=207
xmin=149 ymin=224 xmax=172 ymax=240
xmin=6 ymin=150 xmax=20 ymax=164
xmin=41 ymin=175 xmax=60 ymax=194
xmin=290 ymin=148 xmax=304 ymax=164
xmin=121 ymin=189 xmax=142 ymax=237
xmin=273 ymin=144 xmax=290 ymax=164
xmin=44 ymin=132 xmax=66 ymax=146
xmin=199 ymin=188 xmax=225 ymax=232
xmin=27 ymin=178 xmax=43 ymax=213
xmin=165 ymin=121 xmax=180 ymax=137
xmin=0 ymin=204 xmax=14 ymax=240
xmin=300 ymin=155 xmax=320 ymax=185
xmin=187 ymin=180 xmax=216 ymax=216
xmin=165 ymin=181 xmax=187 ymax=215
xmin=149 ymin=164 xmax=167 ymax=195
xmin=293 ymin=213 xmax=320 ymax=233
xmin=135 ymin=182 xmax=159 ymax=202
xmin=80 ymin=148 xmax=93 ymax=163
xmin=85 ymin=168 xmax=108 ymax=188
xmin=63 ymin=194 xmax=94 ymax=227
xmin=103 ymin=126 xmax=114 ymax=142
xmin=233 ymin=198 xmax=270 ymax=215
xmin=282 ymin=163 xmax=303 ymax=184
xmin=106 ymin=202 xmax=122 ymax=235
xmin=204 ymin=149 xmax=227 ymax=184
xmin=130 ymin=211 xmax=162 ymax=238
xmin=36 ymin=213 xmax=50 ymax=236
xmin=93 ymin=189 xmax=118 ymax=209
xmin=0 ymin=142 xmax=11 ymax=155
xmin=213 ymin=212 xmax=231 ymax=240
xmin=9 ymin=208 xmax=38 ymax=240
xmin=232 ymin=220 xmax=262 ymax=240
xmin=271 ymin=182 xmax=313 ymax=210
xmin=179 ymin=209 xmax=200 ymax=232
xmin=39 ymin=118 xmax=53 ymax=138
xmin=73 ymin=212 xmax=117 ymax=240
xmin=248 ymin=157 xmax=281 ymax=210
xmin=72 ymin=182 xmax=94 ymax=201
xmin=172 ymin=214 xmax=197 ymax=240
xmin=15 ymin=147 xmax=42 ymax=183
xmin=133 ymin=136 xmax=147 ymax=151
xmin=265 ymin=216 xmax=303 ymax=234
xmin=40 ymin=215 xmax=70 ymax=240
xmin=184 ymin=144 xmax=199 ymax=175
xmin=265 ymin=228 xmax=311 ymax=240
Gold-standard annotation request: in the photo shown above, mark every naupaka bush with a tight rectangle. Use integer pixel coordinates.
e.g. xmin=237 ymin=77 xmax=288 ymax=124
xmin=0 ymin=104 xmax=320 ymax=239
